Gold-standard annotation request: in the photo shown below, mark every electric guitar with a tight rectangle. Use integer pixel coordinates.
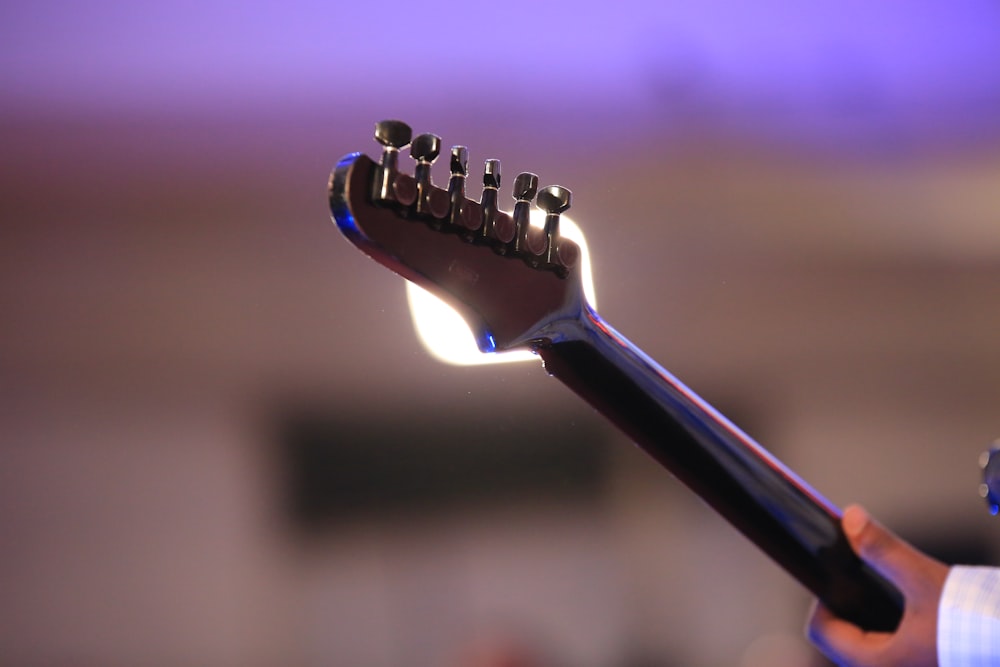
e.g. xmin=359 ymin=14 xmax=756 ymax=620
xmin=328 ymin=120 xmax=904 ymax=632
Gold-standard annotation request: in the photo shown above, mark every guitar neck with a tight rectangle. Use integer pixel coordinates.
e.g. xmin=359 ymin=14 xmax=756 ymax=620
xmin=329 ymin=122 xmax=903 ymax=633
xmin=535 ymin=309 xmax=903 ymax=632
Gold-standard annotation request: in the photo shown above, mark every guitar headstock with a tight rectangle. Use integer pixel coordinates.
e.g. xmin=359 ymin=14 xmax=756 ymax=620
xmin=329 ymin=120 xmax=586 ymax=353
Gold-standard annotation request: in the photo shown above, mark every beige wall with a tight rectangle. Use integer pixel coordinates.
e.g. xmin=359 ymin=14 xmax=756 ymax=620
xmin=2 ymin=111 xmax=999 ymax=666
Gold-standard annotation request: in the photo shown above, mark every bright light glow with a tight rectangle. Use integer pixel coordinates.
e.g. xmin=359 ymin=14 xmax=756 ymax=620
xmin=407 ymin=212 xmax=596 ymax=365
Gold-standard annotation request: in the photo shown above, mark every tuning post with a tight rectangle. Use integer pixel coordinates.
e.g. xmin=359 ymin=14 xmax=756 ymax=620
xmin=372 ymin=119 xmax=412 ymax=201
xmin=536 ymin=185 xmax=573 ymax=268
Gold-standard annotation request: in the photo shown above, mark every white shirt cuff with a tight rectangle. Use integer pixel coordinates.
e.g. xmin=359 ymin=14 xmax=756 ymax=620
xmin=938 ymin=565 xmax=1000 ymax=667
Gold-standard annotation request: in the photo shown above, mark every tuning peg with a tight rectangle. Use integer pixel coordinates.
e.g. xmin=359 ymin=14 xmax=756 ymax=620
xmin=375 ymin=120 xmax=412 ymax=146
xmin=513 ymin=172 xmax=538 ymax=201
xmin=536 ymin=185 xmax=571 ymax=216
xmin=410 ymin=133 xmax=448 ymax=217
xmin=537 ymin=185 xmax=572 ymax=232
xmin=448 ymin=146 xmax=478 ymax=230
xmin=374 ymin=120 xmax=412 ymax=168
xmin=476 ymin=159 xmax=514 ymax=245
xmin=536 ymin=185 xmax=572 ymax=266
xmin=450 ymin=145 xmax=468 ymax=176
xmin=512 ymin=172 xmax=539 ymax=254
xmin=372 ymin=120 xmax=413 ymax=201
xmin=411 ymin=133 xmax=441 ymax=163
xmin=479 ymin=159 xmax=501 ymax=238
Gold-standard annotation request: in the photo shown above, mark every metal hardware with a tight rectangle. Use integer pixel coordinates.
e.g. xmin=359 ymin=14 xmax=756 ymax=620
xmin=536 ymin=185 xmax=572 ymax=268
xmin=480 ymin=159 xmax=501 ymax=239
xmin=373 ymin=120 xmax=412 ymax=201
xmin=411 ymin=133 xmax=448 ymax=218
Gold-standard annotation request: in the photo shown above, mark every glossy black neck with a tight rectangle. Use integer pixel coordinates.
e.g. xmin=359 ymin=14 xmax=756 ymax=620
xmin=535 ymin=310 xmax=903 ymax=632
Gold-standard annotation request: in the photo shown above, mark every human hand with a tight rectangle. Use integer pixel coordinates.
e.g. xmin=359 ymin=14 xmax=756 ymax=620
xmin=807 ymin=505 xmax=949 ymax=667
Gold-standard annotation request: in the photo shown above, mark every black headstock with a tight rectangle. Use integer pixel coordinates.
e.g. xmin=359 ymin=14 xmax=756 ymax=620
xmin=329 ymin=120 xmax=586 ymax=352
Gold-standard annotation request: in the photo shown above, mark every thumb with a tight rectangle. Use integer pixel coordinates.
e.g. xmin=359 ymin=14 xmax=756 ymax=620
xmin=842 ymin=504 xmax=934 ymax=597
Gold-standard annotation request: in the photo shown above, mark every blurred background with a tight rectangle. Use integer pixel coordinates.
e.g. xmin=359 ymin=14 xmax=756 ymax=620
xmin=2 ymin=1 xmax=1000 ymax=665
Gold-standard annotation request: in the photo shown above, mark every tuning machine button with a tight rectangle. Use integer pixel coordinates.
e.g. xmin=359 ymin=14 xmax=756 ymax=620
xmin=374 ymin=120 xmax=412 ymax=167
xmin=411 ymin=133 xmax=440 ymax=169
xmin=451 ymin=145 xmax=468 ymax=175
xmin=483 ymin=159 xmax=501 ymax=189
xmin=373 ymin=120 xmax=412 ymax=201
